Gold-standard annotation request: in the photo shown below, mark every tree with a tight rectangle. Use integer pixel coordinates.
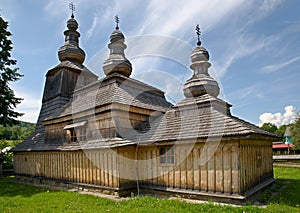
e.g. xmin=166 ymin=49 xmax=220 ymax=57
xmin=0 ymin=15 xmax=23 ymax=126
xmin=290 ymin=116 xmax=300 ymax=151
xmin=260 ymin=122 xmax=278 ymax=134
xmin=275 ymin=124 xmax=287 ymax=137
xmin=0 ymin=139 xmax=12 ymax=170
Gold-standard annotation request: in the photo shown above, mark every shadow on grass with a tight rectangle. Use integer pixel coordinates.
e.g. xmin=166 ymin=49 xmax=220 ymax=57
xmin=0 ymin=176 xmax=56 ymax=198
xmin=269 ymin=178 xmax=300 ymax=208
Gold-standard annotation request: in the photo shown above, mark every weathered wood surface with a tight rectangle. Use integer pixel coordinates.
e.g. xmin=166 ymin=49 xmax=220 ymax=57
xmin=14 ymin=140 xmax=273 ymax=196
xmin=14 ymin=150 xmax=120 ymax=189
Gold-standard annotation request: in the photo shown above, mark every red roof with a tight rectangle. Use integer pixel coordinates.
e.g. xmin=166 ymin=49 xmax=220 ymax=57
xmin=272 ymin=144 xmax=294 ymax=149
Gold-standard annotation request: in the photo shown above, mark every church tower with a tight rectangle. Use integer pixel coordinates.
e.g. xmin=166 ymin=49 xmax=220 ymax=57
xmin=35 ymin=7 xmax=97 ymax=139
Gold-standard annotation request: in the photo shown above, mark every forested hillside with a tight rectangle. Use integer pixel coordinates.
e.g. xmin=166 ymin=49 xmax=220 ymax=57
xmin=0 ymin=121 xmax=35 ymax=140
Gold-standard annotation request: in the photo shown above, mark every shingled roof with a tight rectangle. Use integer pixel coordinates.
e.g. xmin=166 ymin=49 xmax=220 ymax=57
xmin=128 ymin=95 xmax=278 ymax=144
xmin=45 ymin=73 xmax=172 ymax=121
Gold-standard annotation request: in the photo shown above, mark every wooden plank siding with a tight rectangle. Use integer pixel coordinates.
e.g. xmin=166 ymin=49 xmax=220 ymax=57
xmin=136 ymin=142 xmax=241 ymax=195
xmin=136 ymin=141 xmax=272 ymax=195
xmin=14 ymin=140 xmax=273 ymax=196
xmin=239 ymin=140 xmax=273 ymax=194
xmin=14 ymin=150 xmax=120 ymax=189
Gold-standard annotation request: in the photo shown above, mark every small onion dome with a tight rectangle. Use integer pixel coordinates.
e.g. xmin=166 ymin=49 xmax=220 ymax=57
xmin=183 ymin=41 xmax=219 ymax=98
xmin=110 ymin=29 xmax=125 ymax=42
xmin=103 ymin=27 xmax=132 ymax=77
xmin=66 ymin=17 xmax=78 ymax=30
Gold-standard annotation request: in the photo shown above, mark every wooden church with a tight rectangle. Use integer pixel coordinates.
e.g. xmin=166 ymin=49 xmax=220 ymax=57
xmin=12 ymin=11 xmax=278 ymax=202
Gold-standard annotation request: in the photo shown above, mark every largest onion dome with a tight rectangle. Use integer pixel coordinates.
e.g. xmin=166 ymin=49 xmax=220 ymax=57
xmin=58 ymin=13 xmax=85 ymax=64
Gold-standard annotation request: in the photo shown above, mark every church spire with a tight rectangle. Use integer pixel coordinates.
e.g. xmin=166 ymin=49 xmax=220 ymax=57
xmin=58 ymin=3 xmax=85 ymax=64
xmin=103 ymin=16 xmax=132 ymax=77
xmin=183 ymin=25 xmax=219 ymax=98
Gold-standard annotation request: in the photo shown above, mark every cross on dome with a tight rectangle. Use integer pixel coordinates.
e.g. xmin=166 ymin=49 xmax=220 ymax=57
xmin=195 ymin=24 xmax=201 ymax=46
xmin=115 ymin=15 xmax=120 ymax=30
xmin=69 ymin=2 xmax=75 ymax=18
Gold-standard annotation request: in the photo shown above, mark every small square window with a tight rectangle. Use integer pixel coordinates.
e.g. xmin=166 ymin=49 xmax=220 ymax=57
xmin=160 ymin=147 xmax=175 ymax=165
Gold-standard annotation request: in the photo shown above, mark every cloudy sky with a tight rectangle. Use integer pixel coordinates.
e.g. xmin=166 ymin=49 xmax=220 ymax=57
xmin=0 ymin=0 xmax=299 ymax=126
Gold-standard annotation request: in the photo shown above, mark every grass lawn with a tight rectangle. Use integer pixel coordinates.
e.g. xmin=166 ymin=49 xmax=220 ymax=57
xmin=0 ymin=167 xmax=299 ymax=212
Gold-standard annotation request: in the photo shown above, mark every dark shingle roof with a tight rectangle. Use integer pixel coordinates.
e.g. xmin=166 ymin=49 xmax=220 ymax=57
xmin=45 ymin=73 xmax=172 ymax=120
xmin=128 ymin=105 xmax=277 ymax=145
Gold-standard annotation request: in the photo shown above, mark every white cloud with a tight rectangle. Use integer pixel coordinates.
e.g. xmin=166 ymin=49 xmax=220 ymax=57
xmin=258 ymin=105 xmax=297 ymax=127
xmin=214 ymin=34 xmax=278 ymax=77
xmin=262 ymin=55 xmax=300 ymax=73
xmin=86 ymin=16 xmax=99 ymax=40
xmin=237 ymin=0 xmax=285 ymax=31
xmin=210 ymin=0 xmax=284 ymax=77
xmin=136 ymin=0 xmax=245 ymax=36
xmin=227 ymin=83 xmax=264 ymax=101
xmin=13 ymin=87 xmax=41 ymax=123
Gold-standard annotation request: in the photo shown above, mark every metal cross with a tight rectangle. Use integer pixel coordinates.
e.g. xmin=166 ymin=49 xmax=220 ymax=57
xmin=69 ymin=2 xmax=75 ymax=18
xmin=115 ymin=15 xmax=119 ymax=30
xmin=195 ymin=24 xmax=201 ymax=46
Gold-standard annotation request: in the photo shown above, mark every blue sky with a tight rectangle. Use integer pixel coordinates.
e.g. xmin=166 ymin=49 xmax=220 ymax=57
xmin=0 ymin=0 xmax=299 ymax=126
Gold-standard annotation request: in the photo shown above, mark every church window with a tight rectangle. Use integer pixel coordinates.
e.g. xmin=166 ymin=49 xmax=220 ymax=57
xmin=160 ymin=147 xmax=175 ymax=165
xmin=64 ymin=121 xmax=87 ymax=143
xmin=70 ymin=128 xmax=77 ymax=142
xmin=78 ymin=128 xmax=86 ymax=142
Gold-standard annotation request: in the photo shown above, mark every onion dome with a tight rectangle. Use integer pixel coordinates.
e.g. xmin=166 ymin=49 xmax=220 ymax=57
xmin=58 ymin=13 xmax=85 ymax=64
xmin=183 ymin=25 xmax=220 ymax=98
xmin=103 ymin=15 xmax=132 ymax=77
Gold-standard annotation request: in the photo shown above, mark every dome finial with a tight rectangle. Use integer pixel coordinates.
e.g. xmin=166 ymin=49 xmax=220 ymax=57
xmin=195 ymin=24 xmax=201 ymax=46
xmin=115 ymin=15 xmax=120 ymax=30
xmin=69 ymin=2 xmax=75 ymax=18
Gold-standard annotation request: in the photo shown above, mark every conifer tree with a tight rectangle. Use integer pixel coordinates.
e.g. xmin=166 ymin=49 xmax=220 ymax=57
xmin=0 ymin=15 xmax=23 ymax=126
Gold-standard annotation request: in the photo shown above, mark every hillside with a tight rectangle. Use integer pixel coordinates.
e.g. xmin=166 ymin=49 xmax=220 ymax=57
xmin=0 ymin=121 xmax=35 ymax=140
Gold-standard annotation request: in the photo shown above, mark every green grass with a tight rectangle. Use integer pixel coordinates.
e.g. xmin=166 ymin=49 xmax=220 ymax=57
xmin=266 ymin=167 xmax=300 ymax=211
xmin=0 ymin=167 xmax=299 ymax=212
